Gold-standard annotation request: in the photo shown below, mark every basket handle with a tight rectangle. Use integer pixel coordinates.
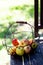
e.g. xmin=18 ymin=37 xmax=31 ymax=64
xmin=16 ymin=21 xmax=27 ymax=24
xmin=16 ymin=21 xmax=34 ymax=28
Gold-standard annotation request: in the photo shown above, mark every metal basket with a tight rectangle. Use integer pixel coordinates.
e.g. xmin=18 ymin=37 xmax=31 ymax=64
xmin=2 ymin=21 xmax=35 ymax=55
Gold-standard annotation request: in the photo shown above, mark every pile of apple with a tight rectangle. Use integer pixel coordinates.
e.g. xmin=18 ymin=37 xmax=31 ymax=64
xmin=9 ymin=38 xmax=38 ymax=56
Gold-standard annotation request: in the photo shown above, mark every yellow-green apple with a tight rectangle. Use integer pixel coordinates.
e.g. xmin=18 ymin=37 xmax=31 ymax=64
xmin=31 ymin=43 xmax=38 ymax=49
xmin=16 ymin=46 xmax=24 ymax=56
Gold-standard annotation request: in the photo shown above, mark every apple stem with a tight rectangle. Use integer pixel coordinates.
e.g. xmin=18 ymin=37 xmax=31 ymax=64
xmin=28 ymin=55 xmax=31 ymax=65
xmin=22 ymin=56 xmax=24 ymax=65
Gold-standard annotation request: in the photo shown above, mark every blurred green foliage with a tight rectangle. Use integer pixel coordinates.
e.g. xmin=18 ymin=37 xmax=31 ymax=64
xmin=9 ymin=5 xmax=34 ymax=19
xmin=0 ymin=0 xmax=40 ymax=50
xmin=0 ymin=45 xmax=3 ymax=50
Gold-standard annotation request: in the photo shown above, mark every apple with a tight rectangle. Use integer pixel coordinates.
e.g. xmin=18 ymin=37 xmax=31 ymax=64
xmin=16 ymin=46 xmax=24 ymax=56
xmin=31 ymin=43 xmax=38 ymax=49
xmin=12 ymin=38 xmax=20 ymax=46
xmin=24 ymin=45 xmax=31 ymax=54
xmin=23 ymin=39 xmax=29 ymax=45
xmin=19 ymin=40 xmax=27 ymax=47
xmin=28 ymin=39 xmax=33 ymax=45
xmin=20 ymin=39 xmax=29 ymax=47
xmin=9 ymin=47 xmax=16 ymax=55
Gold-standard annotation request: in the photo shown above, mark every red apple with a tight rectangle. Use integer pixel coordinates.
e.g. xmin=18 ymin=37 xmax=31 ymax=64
xmin=28 ymin=39 xmax=33 ymax=45
xmin=24 ymin=45 xmax=31 ymax=54
xmin=12 ymin=38 xmax=20 ymax=46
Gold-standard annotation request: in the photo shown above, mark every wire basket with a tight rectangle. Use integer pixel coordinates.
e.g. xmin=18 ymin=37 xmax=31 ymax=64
xmin=2 ymin=21 xmax=38 ymax=56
